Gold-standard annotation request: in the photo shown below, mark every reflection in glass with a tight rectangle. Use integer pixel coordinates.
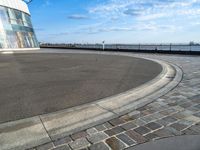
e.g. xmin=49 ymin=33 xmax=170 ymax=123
xmin=0 ymin=6 xmax=39 ymax=49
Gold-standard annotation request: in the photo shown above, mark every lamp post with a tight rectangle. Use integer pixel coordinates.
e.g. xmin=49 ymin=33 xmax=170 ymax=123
xmin=102 ymin=41 xmax=105 ymax=51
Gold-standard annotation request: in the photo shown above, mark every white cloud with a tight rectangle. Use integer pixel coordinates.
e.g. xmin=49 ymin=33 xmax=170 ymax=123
xmin=68 ymin=14 xmax=89 ymax=20
xmin=42 ymin=0 xmax=51 ymax=7
xmin=88 ymin=0 xmax=200 ymax=21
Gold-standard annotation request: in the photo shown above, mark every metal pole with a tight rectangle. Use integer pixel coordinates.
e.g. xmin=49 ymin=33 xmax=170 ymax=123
xmin=102 ymin=41 xmax=105 ymax=51
xmin=170 ymin=43 xmax=172 ymax=52
xmin=139 ymin=44 xmax=141 ymax=51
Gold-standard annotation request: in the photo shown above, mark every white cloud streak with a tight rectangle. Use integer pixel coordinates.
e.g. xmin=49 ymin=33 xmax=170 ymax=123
xmin=88 ymin=0 xmax=200 ymax=20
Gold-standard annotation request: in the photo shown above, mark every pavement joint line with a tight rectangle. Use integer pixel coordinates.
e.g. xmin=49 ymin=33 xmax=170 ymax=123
xmin=39 ymin=116 xmax=54 ymax=145
xmin=0 ymin=51 xmax=183 ymax=150
xmin=95 ymin=103 xmax=119 ymax=116
xmin=180 ymin=123 xmax=197 ymax=132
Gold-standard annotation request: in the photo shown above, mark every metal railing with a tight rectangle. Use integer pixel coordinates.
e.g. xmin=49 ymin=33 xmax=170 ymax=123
xmin=40 ymin=43 xmax=200 ymax=53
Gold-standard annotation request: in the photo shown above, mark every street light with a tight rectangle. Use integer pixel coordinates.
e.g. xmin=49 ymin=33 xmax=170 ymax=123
xmin=102 ymin=41 xmax=105 ymax=51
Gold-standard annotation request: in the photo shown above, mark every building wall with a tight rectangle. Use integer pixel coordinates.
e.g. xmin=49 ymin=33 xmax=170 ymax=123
xmin=0 ymin=0 xmax=39 ymax=49
xmin=0 ymin=0 xmax=30 ymax=14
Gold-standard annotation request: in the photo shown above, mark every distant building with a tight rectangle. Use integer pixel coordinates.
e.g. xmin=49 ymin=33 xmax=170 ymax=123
xmin=0 ymin=0 xmax=39 ymax=50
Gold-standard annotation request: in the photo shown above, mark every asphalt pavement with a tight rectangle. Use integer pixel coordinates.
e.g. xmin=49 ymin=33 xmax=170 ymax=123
xmin=0 ymin=53 xmax=162 ymax=123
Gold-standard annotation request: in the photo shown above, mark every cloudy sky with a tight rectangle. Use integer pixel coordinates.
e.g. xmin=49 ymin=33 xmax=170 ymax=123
xmin=29 ymin=0 xmax=200 ymax=44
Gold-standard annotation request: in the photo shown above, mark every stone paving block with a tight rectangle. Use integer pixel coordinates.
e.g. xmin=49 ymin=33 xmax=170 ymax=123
xmin=194 ymin=104 xmax=200 ymax=109
xmin=116 ymin=133 xmax=136 ymax=146
xmin=126 ymin=130 xmax=147 ymax=144
xmin=180 ymin=92 xmax=196 ymax=98
xmin=109 ymin=118 xmax=125 ymax=126
xmin=172 ymin=112 xmax=187 ymax=119
xmin=171 ymin=92 xmax=182 ymax=97
xmin=52 ymin=145 xmax=71 ymax=150
xmin=149 ymin=107 xmax=162 ymax=113
xmin=53 ymin=136 xmax=72 ymax=146
xmin=104 ymin=126 xmax=125 ymax=136
xmin=157 ymin=98 xmax=167 ymax=102
xmin=132 ymin=118 xmax=147 ymax=126
xmin=182 ymin=128 xmax=199 ymax=135
xmin=187 ymin=106 xmax=200 ymax=112
xmin=141 ymin=110 xmax=154 ymax=116
xmin=188 ymin=124 xmax=200 ymax=133
xmin=144 ymin=133 xmax=159 ymax=140
xmin=143 ymin=105 xmax=152 ymax=110
xmin=86 ymin=128 xmax=98 ymax=135
xmin=95 ymin=124 xmax=107 ymax=131
xmin=128 ymin=111 xmax=140 ymax=119
xmin=151 ymin=113 xmax=165 ymax=119
xmin=89 ymin=142 xmax=110 ymax=150
xmin=36 ymin=142 xmax=54 ymax=150
xmin=165 ymin=127 xmax=182 ymax=136
xmin=162 ymin=116 xmax=178 ymax=123
xmin=192 ymin=99 xmax=200 ymax=104
xmin=170 ymin=122 xmax=188 ymax=131
xmin=168 ymin=102 xmax=177 ymax=106
xmin=137 ymin=107 xmax=147 ymax=112
xmin=145 ymin=122 xmax=163 ymax=131
xmin=120 ymin=122 xmax=137 ymax=130
xmin=156 ymin=119 xmax=170 ymax=126
xmin=69 ymin=138 xmax=90 ymax=150
xmin=179 ymin=119 xmax=194 ymax=126
xmin=87 ymin=132 xmax=108 ymax=144
xmin=157 ymin=101 xmax=168 ymax=106
xmin=28 ymin=148 xmax=36 ymax=150
xmin=176 ymin=98 xmax=188 ymax=105
xmin=189 ymin=94 xmax=200 ymax=102
xmin=71 ymin=131 xmax=88 ymax=140
xmin=184 ymin=116 xmax=200 ymax=124
xmin=194 ymin=112 xmax=200 ymax=118
xmin=78 ymin=148 xmax=88 ymax=150
xmin=172 ymin=106 xmax=185 ymax=112
xmin=180 ymin=110 xmax=195 ymax=116
xmin=106 ymin=137 xmax=126 ymax=150
xmin=180 ymin=102 xmax=193 ymax=108
xmin=160 ymin=108 xmax=177 ymax=116
xmin=140 ymin=115 xmax=156 ymax=123
xmin=103 ymin=122 xmax=113 ymax=129
xmin=160 ymin=105 xmax=170 ymax=110
xmin=120 ymin=115 xmax=133 ymax=122
xmin=148 ymin=102 xmax=162 ymax=108
xmin=154 ymin=129 xmax=174 ymax=138
xmin=134 ymin=126 xmax=151 ymax=135
xmin=161 ymin=95 xmax=170 ymax=100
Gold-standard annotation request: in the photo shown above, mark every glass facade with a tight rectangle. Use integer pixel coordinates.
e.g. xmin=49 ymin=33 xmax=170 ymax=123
xmin=0 ymin=5 xmax=39 ymax=49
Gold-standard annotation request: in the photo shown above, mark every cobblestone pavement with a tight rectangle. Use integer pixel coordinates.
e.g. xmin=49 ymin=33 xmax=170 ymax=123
xmin=30 ymin=53 xmax=200 ymax=150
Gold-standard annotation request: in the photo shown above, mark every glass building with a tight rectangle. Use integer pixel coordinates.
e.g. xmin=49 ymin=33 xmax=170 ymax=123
xmin=0 ymin=0 xmax=39 ymax=49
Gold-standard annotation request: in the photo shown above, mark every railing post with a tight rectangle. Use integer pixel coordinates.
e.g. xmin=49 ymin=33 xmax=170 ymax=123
xmin=170 ymin=43 xmax=172 ymax=52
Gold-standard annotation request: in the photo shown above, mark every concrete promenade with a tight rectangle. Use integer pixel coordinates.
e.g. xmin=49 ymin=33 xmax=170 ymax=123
xmin=0 ymin=49 xmax=200 ymax=150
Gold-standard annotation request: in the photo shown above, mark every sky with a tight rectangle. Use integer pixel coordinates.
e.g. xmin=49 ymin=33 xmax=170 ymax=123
xmin=28 ymin=0 xmax=200 ymax=44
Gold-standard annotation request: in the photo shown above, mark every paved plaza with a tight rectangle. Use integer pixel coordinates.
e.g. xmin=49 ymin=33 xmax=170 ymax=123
xmin=29 ymin=51 xmax=200 ymax=150
xmin=0 ymin=49 xmax=200 ymax=150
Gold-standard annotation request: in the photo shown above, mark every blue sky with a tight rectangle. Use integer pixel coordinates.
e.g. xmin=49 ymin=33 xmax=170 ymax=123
xmin=29 ymin=0 xmax=200 ymax=44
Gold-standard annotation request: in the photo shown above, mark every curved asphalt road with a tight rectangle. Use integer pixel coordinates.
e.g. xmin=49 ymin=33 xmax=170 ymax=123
xmin=0 ymin=53 xmax=162 ymax=123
